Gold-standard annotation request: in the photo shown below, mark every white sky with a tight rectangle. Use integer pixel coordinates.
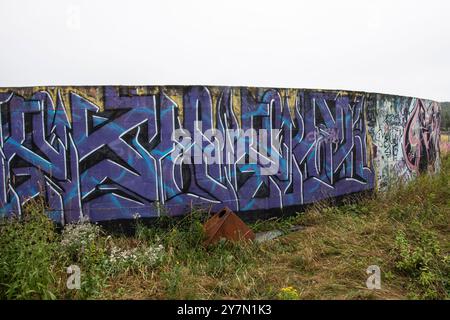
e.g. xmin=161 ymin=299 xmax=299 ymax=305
xmin=1 ymin=0 xmax=449 ymax=101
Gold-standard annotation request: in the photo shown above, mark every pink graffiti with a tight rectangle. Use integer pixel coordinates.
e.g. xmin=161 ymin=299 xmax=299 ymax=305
xmin=403 ymin=99 xmax=440 ymax=172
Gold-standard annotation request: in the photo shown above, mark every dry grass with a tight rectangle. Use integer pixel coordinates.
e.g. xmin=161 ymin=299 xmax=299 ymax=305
xmin=99 ymin=155 xmax=450 ymax=300
xmin=1 ymin=155 xmax=449 ymax=300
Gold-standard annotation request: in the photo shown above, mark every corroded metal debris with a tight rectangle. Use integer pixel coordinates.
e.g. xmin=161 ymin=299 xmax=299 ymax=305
xmin=203 ymin=207 xmax=255 ymax=246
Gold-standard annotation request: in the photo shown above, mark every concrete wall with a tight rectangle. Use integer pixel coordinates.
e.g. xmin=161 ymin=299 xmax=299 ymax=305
xmin=0 ymin=86 xmax=441 ymax=223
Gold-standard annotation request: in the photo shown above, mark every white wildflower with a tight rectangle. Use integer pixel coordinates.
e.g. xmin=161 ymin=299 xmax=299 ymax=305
xmin=132 ymin=212 xmax=141 ymax=220
xmin=61 ymin=217 xmax=101 ymax=252
xmin=106 ymin=243 xmax=165 ymax=274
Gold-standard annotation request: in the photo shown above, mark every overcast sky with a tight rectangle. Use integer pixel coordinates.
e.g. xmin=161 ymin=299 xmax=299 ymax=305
xmin=1 ymin=0 xmax=449 ymax=101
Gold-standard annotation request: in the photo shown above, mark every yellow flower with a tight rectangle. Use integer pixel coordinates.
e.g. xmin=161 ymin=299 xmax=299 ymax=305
xmin=277 ymin=286 xmax=300 ymax=300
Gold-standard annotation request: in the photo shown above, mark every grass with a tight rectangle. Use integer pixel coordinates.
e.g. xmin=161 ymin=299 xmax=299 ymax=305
xmin=0 ymin=154 xmax=449 ymax=300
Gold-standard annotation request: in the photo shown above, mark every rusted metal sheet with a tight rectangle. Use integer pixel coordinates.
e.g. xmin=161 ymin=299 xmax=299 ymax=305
xmin=203 ymin=207 xmax=255 ymax=246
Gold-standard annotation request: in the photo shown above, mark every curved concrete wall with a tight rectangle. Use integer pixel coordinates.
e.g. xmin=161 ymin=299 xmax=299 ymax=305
xmin=0 ymin=86 xmax=441 ymax=223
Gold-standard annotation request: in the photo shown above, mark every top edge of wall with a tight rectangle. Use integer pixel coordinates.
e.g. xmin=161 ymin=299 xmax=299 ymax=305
xmin=0 ymin=85 xmax=441 ymax=103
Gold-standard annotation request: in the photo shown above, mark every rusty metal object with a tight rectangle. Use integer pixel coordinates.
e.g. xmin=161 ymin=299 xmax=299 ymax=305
xmin=203 ymin=207 xmax=255 ymax=246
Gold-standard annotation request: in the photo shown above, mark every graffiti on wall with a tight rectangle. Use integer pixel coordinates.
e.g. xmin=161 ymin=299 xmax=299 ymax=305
xmin=403 ymin=99 xmax=440 ymax=173
xmin=0 ymin=86 xmax=440 ymax=223
xmin=367 ymin=95 xmax=441 ymax=187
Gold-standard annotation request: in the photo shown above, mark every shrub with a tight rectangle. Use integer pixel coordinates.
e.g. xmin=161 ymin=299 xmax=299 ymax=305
xmin=59 ymin=217 xmax=109 ymax=299
xmin=0 ymin=199 xmax=59 ymax=299
xmin=61 ymin=216 xmax=102 ymax=259
xmin=394 ymin=229 xmax=449 ymax=299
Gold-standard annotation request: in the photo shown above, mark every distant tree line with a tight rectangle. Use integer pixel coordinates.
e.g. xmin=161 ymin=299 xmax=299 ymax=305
xmin=442 ymin=102 xmax=450 ymax=132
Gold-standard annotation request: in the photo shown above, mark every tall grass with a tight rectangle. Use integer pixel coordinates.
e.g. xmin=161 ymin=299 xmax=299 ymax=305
xmin=0 ymin=198 xmax=59 ymax=299
xmin=0 ymin=154 xmax=448 ymax=300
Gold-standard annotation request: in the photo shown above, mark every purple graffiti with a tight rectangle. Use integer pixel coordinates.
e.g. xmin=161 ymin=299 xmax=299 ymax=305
xmin=0 ymin=86 xmax=440 ymax=223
